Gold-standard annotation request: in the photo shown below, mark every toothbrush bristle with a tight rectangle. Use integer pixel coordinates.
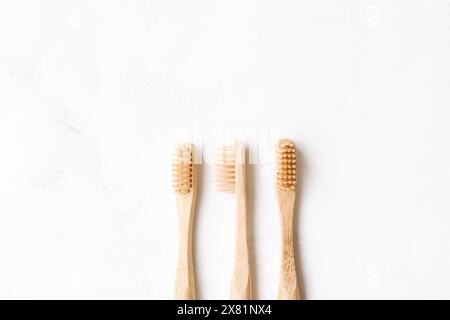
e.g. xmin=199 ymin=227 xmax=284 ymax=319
xmin=216 ymin=146 xmax=236 ymax=193
xmin=172 ymin=144 xmax=194 ymax=194
xmin=276 ymin=140 xmax=296 ymax=191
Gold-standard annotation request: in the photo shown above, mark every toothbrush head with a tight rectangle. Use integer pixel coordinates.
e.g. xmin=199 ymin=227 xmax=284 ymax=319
xmin=276 ymin=139 xmax=296 ymax=191
xmin=216 ymin=145 xmax=236 ymax=193
xmin=172 ymin=144 xmax=194 ymax=194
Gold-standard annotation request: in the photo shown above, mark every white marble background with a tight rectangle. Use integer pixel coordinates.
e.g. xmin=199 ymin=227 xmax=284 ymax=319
xmin=0 ymin=0 xmax=449 ymax=299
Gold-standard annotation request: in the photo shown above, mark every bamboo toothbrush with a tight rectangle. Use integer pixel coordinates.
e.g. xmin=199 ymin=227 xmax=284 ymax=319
xmin=216 ymin=142 xmax=253 ymax=299
xmin=275 ymin=139 xmax=301 ymax=300
xmin=173 ymin=143 xmax=197 ymax=299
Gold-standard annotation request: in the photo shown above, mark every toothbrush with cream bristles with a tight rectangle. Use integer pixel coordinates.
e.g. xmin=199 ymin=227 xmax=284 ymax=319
xmin=172 ymin=143 xmax=197 ymax=299
xmin=216 ymin=141 xmax=253 ymax=299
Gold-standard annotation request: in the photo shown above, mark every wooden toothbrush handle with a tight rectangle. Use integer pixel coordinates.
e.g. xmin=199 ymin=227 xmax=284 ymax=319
xmin=277 ymin=190 xmax=300 ymax=300
xmin=230 ymin=189 xmax=252 ymax=299
xmin=230 ymin=155 xmax=253 ymax=299
xmin=174 ymin=195 xmax=196 ymax=300
xmin=279 ymin=232 xmax=300 ymax=299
